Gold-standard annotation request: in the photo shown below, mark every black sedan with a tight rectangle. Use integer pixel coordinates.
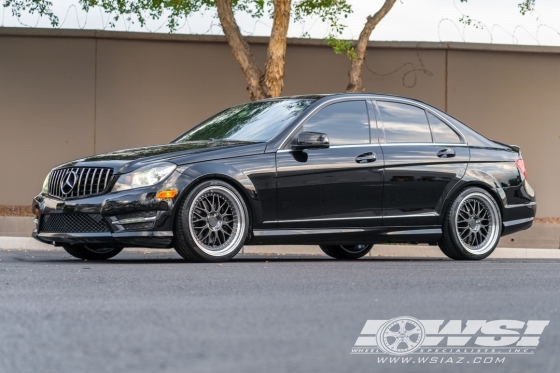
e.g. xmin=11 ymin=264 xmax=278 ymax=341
xmin=32 ymin=94 xmax=536 ymax=262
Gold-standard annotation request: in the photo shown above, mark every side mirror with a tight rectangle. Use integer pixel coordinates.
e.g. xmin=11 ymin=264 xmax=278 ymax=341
xmin=291 ymin=132 xmax=330 ymax=151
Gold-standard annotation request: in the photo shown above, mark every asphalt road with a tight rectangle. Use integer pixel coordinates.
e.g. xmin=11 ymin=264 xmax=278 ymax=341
xmin=0 ymin=249 xmax=559 ymax=373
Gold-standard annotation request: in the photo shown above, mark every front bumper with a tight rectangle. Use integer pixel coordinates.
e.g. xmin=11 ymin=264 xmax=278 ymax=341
xmin=32 ymin=185 xmax=180 ymax=248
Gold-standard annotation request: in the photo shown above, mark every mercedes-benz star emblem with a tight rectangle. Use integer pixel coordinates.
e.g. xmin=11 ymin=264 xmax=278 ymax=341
xmin=60 ymin=171 xmax=78 ymax=195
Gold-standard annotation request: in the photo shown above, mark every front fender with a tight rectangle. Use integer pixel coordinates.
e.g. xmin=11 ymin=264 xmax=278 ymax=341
xmin=176 ymin=154 xmax=277 ymax=229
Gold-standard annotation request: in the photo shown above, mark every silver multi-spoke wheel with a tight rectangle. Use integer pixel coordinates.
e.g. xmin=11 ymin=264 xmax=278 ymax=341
xmin=188 ymin=186 xmax=245 ymax=257
xmin=439 ymin=187 xmax=502 ymax=260
xmin=454 ymin=192 xmax=500 ymax=255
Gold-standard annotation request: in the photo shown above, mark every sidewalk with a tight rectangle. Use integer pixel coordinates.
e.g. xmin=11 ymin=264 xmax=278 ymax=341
xmin=1 ymin=237 xmax=559 ymax=259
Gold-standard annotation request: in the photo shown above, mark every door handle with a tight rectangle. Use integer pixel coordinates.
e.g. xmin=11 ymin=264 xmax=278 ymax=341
xmin=437 ymin=148 xmax=455 ymax=158
xmin=355 ymin=152 xmax=377 ymax=163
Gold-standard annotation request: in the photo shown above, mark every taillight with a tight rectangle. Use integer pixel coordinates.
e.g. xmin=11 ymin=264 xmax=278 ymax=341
xmin=516 ymin=158 xmax=527 ymax=179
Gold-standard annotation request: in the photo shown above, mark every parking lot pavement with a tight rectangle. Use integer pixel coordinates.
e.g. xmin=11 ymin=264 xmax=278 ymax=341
xmin=1 ymin=249 xmax=559 ymax=373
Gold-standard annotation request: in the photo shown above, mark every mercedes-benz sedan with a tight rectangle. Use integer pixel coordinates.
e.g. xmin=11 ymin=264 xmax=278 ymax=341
xmin=32 ymin=94 xmax=536 ymax=262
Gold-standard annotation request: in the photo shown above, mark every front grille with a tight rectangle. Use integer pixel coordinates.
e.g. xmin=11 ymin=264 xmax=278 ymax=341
xmin=40 ymin=214 xmax=110 ymax=233
xmin=48 ymin=167 xmax=113 ymax=199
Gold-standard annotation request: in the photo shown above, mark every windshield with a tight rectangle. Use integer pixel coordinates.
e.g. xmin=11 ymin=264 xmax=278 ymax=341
xmin=174 ymin=99 xmax=315 ymax=143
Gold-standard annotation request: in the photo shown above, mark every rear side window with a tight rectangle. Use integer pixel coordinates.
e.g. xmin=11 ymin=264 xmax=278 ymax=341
xmin=377 ymin=101 xmax=432 ymax=143
xmin=302 ymin=101 xmax=369 ymax=145
xmin=427 ymin=112 xmax=462 ymax=144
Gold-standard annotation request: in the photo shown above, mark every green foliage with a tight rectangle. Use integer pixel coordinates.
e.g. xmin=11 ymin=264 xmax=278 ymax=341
xmin=293 ymin=0 xmax=352 ymax=35
xmin=459 ymin=0 xmax=537 ymax=19
xmin=458 ymin=0 xmax=537 ymax=29
xmin=3 ymin=0 xmax=353 ymax=34
xmin=517 ymin=0 xmax=536 ymax=15
xmin=326 ymin=35 xmax=356 ymax=60
xmin=458 ymin=14 xmax=484 ymax=29
xmin=3 ymin=0 xmax=59 ymax=26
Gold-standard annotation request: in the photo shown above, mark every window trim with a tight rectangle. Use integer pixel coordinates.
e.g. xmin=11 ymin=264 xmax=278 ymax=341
xmin=281 ymin=99 xmax=372 ymax=149
xmin=426 ymin=111 xmax=463 ymax=145
xmin=373 ymin=99 xmax=467 ymax=145
xmin=375 ymin=100 xmax=434 ymax=145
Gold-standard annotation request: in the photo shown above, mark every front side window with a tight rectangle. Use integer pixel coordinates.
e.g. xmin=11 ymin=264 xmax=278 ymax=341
xmin=302 ymin=101 xmax=370 ymax=145
xmin=377 ymin=101 xmax=432 ymax=143
xmin=427 ymin=112 xmax=462 ymax=144
xmin=174 ymin=99 xmax=315 ymax=143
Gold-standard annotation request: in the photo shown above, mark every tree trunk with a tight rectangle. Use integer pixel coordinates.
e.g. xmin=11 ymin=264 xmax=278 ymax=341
xmin=262 ymin=0 xmax=292 ymax=98
xmin=216 ymin=0 xmax=292 ymax=100
xmin=346 ymin=0 xmax=397 ymax=93
xmin=216 ymin=0 xmax=266 ymax=100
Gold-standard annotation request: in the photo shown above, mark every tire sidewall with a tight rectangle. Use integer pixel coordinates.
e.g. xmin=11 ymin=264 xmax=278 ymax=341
xmin=447 ymin=187 xmax=502 ymax=260
xmin=176 ymin=180 xmax=249 ymax=262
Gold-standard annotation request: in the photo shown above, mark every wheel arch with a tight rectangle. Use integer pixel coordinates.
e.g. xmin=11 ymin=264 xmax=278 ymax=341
xmin=440 ymin=180 xmax=505 ymax=226
xmin=172 ymin=165 xmax=259 ymax=239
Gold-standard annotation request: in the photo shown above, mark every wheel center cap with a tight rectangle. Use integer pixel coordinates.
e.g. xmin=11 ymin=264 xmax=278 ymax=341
xmin=208 ymin=215 xmax=218 ymax=227
xmin=208 ymin=213 xmax=223 ymax=230
xmin=468 ymin=218 xmax=481 ymax=231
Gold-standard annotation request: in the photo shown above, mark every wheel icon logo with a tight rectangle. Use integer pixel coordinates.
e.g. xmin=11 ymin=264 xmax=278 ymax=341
xmin=376 ymin=317 xmax=425 ymax=355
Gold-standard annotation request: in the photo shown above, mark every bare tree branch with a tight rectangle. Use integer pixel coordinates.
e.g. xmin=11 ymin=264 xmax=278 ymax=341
xmin=346 ymin=0 xmax=397 ymax=93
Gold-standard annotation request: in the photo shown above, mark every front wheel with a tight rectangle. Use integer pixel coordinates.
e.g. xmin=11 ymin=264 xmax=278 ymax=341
xmin=62 ymin=245 xmax=123 ymax=260
xmin=319 ymin=244 xmax=373 ymax=259
xmin=439 ymin=187 xmax=502 ymax=260
xmin=174 ymin=180 xmax=249 ymax=262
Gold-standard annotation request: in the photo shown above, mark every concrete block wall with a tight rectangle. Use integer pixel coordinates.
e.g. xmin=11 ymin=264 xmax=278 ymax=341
xmin=0 ymin=216 xmax=35 ymax=237
xmin=0 ymin=28 xmax=559 ymax=218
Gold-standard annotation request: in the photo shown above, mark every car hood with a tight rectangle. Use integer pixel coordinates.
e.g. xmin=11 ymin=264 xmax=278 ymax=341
xmin=55 ymin=140 xmax=267 ymax=174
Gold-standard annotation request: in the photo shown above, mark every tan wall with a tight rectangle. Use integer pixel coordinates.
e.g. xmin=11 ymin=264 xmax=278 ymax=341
xmin=0 ymin=29 xmax=558 ymax=216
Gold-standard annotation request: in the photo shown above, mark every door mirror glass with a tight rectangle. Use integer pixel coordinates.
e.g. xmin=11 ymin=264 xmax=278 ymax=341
xmin=292 ymin=132 xmax=330 ymax=150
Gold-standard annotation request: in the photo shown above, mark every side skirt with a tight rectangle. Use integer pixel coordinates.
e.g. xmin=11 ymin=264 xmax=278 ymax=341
xmin=249 ymin=226 xmax=442 ymax=245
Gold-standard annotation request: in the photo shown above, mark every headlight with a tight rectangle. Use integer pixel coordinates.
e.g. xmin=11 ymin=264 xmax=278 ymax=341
xmin=42 ymin=173 xmax=50 ymax=194
xmin=112 ymin=163 xmax=177 ymax=192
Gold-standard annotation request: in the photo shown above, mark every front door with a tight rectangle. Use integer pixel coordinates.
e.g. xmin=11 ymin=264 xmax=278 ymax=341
xmin=276 ymin=100 xmax=384 ymax=229
xmin=375 ymin=100 xmax=470 ymax=226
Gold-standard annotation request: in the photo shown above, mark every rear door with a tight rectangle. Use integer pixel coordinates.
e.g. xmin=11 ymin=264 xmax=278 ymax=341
xmin=275 ymin=100 xmax=384 ymax=228
xmin=375 ymin=100 xmax=469 ymax=226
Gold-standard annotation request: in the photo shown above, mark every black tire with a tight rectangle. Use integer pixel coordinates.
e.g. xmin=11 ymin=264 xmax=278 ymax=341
xmin=174 ymin=179 xmax=250 ymax=262
xmin=439 ymin=187 xmax=502 ymax=260
xmin=319 ymin=244 xmax=373 ymax=259
xmin=62 ymin=244 xmax=123 ymax=260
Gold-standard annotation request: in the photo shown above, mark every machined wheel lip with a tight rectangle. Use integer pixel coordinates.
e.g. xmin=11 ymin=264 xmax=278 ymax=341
xmin=188 ymin=185 xmax=245 ymax=257
xmin=454 ymin=192 xmax=500 ymax=255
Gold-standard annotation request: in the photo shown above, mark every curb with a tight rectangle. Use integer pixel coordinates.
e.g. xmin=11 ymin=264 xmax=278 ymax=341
xmin=0 ymin=237 xmax=559 ymax=259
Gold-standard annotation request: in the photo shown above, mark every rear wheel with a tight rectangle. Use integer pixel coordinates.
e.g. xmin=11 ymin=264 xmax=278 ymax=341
xmin=319 ymin=244 xmax=373 ymax=259
xmin=62 ymin=245 xmax=123 ymax=260
xmin=439 ymin=187 xmax=502 ymax=260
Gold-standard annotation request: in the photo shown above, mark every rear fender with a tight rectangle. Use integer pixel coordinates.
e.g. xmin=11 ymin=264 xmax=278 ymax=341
xmin=439 ymin=168 xmax=506 ymax=224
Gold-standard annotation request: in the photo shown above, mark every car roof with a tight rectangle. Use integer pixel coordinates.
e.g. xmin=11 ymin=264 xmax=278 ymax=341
xmin=265 ymin=92 xmax=429 ymax=105
xmin=263 ymin=93 xmax=503 ymax=149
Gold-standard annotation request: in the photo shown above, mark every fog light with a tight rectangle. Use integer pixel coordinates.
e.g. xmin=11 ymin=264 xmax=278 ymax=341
xmin=156 ymin=189 xmax=178 ymax=199
xmin=32 ymin=206 xmax=41 ymax=216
